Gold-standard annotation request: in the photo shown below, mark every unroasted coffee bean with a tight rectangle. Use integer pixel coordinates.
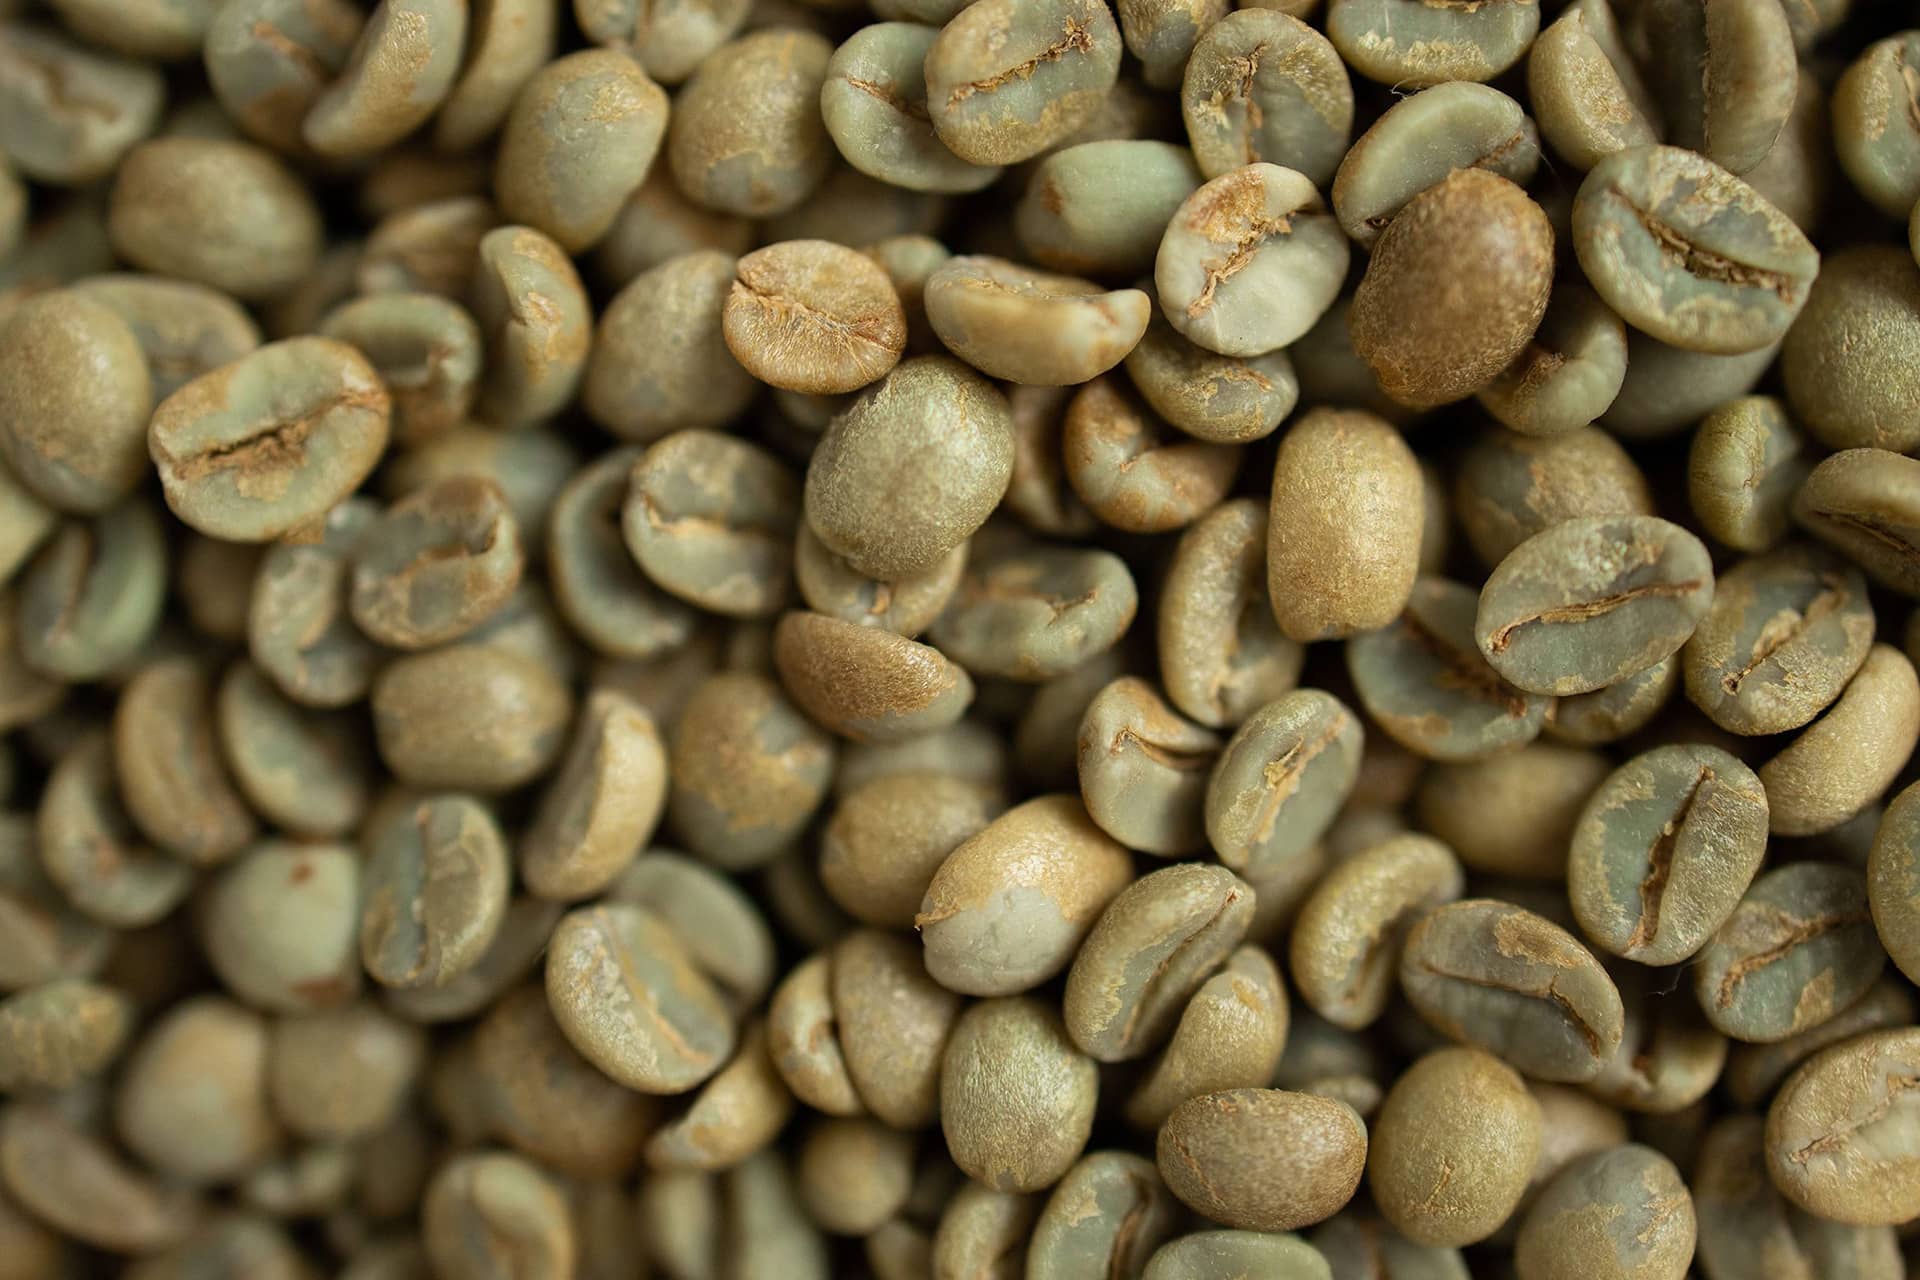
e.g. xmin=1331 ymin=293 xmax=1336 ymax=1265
xmin=1064 ymin=862 xmax=1254 ymax=1062
xmin=1765 ymin=1028 xmax=1920 ymax=1225
xmin=585 ymin=251 xmax=759 ymax=442
xmin=1780 ymin=246 xmax=1920 ymax=455
xmin=931 ymin=1182 xmax=1039 ymax=1280
xmin=925 ymin=256 xmax=1150 ymax=387
xmin=1180 ymin=10 xmax=1353 ymax=186
xmin=1683 ymin=544 xmax=1874 ymax=736
xmin=350 ymin=475 xmax=523 ymax=650
xmin=360 ymin=793 xmax=510 ymax=992
xmin=1586 ymin=964 xmax=1728 ymax=1114
xmin=668 ymin=30 xmax=835 ymax=218
xmin=317 ymin=292 xmax=480 ymax=446
xmin=545 ymin=902 xmax=735 ymax=1095
xmin=1206 ymin=690 xmax=1362 ymax=878
xmin=116 ymin=995 xmax=281 ymax=1184
xmin=823 ymin=774 xmax=1000 ymax=933
xmin=1017 ymin=141 xmax=1201 ymax=276
xmin=1476 ymin=516 xmax=1715 ymax=697
xmin=1694 ymin=861 xmax=1884 ymax=1043
xmin=108 ymin=138 xmax=323 ymax=301
xmin=470 ymin=225 xmax=592 ymax=429
xmin=1415 ymin=742 xmax=1605 ymax=881
xmin=494 ymin=49 xmax=668 ymax=255
xmin=1572 ymin=145 xmax=1817 ymax=356
xmin=301 ymin=0 xmax=467 ymax=158
xmin=667 ymin=671 xmax=834 ymax=869
xmin=1156 ymin=163 xmax=1349 ymax=358
xmin=1062 ymin=377 xmax=1239 ymax=534
xmin=1143 ymin=1230 xmax=1333 ymax=1280
xmin=0 ymin=24 xmax=165 ymax=185
xmin=1159 ymin=499 xmax=1303 ymax=728
xmin=1332 ymin=81 xmax=1538 ymax=249
xmin=1831 ymin=32 xmax=1920 ymax=219
xmin=623 ymin=429 xmax=801 ymax=620
xmin=149 ymin=337 xmax=391 ymax=543
xmin=1028 ymin=1150 xmax=1179 ymax=1279
xmin=1348 ymin=577 xmax=1550 ymax=763
xmin=423 ymin=1150 xmax=575 ymax=1280
xmin=372 ymin=645 xmax=573 ymax=793
xmin=1455 ymin=425 xmax=1652 ymax=567
xmin=933 ymin=537 xmax=1139 ymax=681
xmin=1793 ymin=449 xmax=1920 ymax=598
xmin=521 ymin=691 xmax=666 ymax=902
xmin=923 ymin=0 xmax=1124 ymax=167
xmin=0 ymin=1101 xmax=201 ymax=1255
xmin=1568 ymin=744 xmax=1768 ymax=967
xmin=805 ymin=356 xmax=1014 ymax=581
xmin=1291 ymin=834 xmax=1463 ymax=1030
xmin=941 ymin=997 xmax=1098 ymax=1193
xmin=1266 ymin=407 xmax=1422 ymax=642
xmin=1077 ymin=676 xmax=1219 ymax=857
xmin=1350 ymin=168 xmax=1553 ymax=408
xmin=773 ymin=610 xmax=975 ymax=742
xmin=1125 ymin=947 xmax=1289 ymax=1130
xmin=1758 ymin=644 xmax=1920 ymax=837
xmin=1369 ymin=1047 xmax=1541 ymax=1248
xmin=1400 ymin=898 xmax=1625 ymax=1082
xmin=204 ymin=841 xmax=361 ymax=1014
xmin=1526 ymin=0 xmax=1658 ymax=173
xmin=793 ymin=524 xmax=965 ymax=639
xmin=1515 ymin=1144 xmax=1696 ymax=1280
xmin=723 ymin=240 xmax=908 ymax=395
xmin=0 ymin=290 xmax=152 ymax=516
xmin=1158 ymin=1089 xmax=1365 ymax=1232
xmin=0 ymin=979 xmax=132 ymax=1092
xmin=918 ymin=793 xmax=1132 ymax=997
xmin=796 ymin=1117 xmax=916 ymax=1235
xmin=547 ymin=450 xmax=699 ymax=661
xmin=18 ymin=501 xmax=167 ymax=682
xmin=1634 ymin=0 xmax=1796 ymax=175
xmin=38 ymin=733 xmax=194 ymax=930
xmin=1476 ymin=282 xmax=1630 ymax=438
xmin=609 ymin=854 xmax=776 ymax=1013
xmin=111 ymin=657 xmax=256 ymax=867
xmin=1688 ymin=396 xmax=1813 ymax=552
xmin=1124 ymin=315 xmax=1298 ymax=446
xmin=834 ymin=928 xmax=961 ymax=1129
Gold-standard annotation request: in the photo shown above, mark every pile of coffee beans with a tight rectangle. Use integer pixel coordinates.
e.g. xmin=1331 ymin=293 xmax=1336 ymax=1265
xmin=2 ymin=0 xmax=1920 ymax=1276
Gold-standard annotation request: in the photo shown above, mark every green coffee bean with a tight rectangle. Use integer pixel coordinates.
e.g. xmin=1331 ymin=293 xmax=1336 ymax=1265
xmin=1693 ymin=861 xmax=1885 ymax=1043
xmin=38 ymin=733 xmax=194 ymax=929
xmin=1399 ymin=898 xmax=1625 ymax=1082
xmin=1124 ymin=314 xmax=1298 ymax=446
xmin=316 ymin=292 xmax=481 ymax=446
xmin=111 ymin=658 xmax=256 ymax=867
xmin=108 ymin=138 xmax=323 ymax=301
xmin=924 ymin=0 xmax=1124 ymax=166
xmin=301 ymin=0 xmax=468 ymax=158
xmin=494 ymin=50 xmax=668 ymax=254
xmin=1327 ymin=0 xmax=1540 ymax=86
xmin=203 ymin=841 xmax=362 ymax=1013
xmin=0 ymin=24 xmax=165 ymax=185
xmin=822 ymin=22 xmax=1002 ymax=195
xmin=0 ymin=289 xmax=152 ymax=516
xmin=1780 ymin=246 xmax=1920 ymax=454
xmin=1347 ymin=577 xmax=1550 ymax=763
xmin=1758 ymin=645 xmax=1920 ymax=837
xmin=1527 ymin=0 xmax=1660 ymax=172
xmin=150 ymin=337 xmax=392 ymax=543
xmin=941 ymin=996 xmax=1099 ymax=1193
xmin=1514 ymin=1145 xmax=1696 ymax=1280
xmin=371 ymin=644 xmax=573 ymax=793
xmin=1077 ymin=676 xmax=1220 ymax=856
xmin=0 ymin=978 xmax=132 ymax=1092
xmin=1155 ymin=163 xmax=1349 ymax=358
xmin=1064 ymin=862 xmax=1254 ymax=1062
xmin=1475 ymin=515 xmax=1715 ymax=697
xmin=470 ymin=225 xmax=592 ymax=428
xmin=1573 ymin=145 xmax=1817 ymax=356
xmin=1568 ymin=744 xmax=1769 ymax=967
xmin=1765 ymin=1028 xmax=1920 ymax=1226
xmin=724 ymin=239 xmax=908 ymax=394
xmin=1206 ymin=690 xmax=1362 ymax=878
xmin=667 ymin=672 xmax=835 ymax=870
xmin=218 ymin=660 xmax=370 ymax=838
xmin=1634 ymin=0 xmax=1796 ymax=174
xmin=1291 ymin=835 xmax=1463 ymax=1030
xmin=1125 ymin=947 xmax=1289 ymax=1130
xmin=1456 ymin=425 xmax=1652 ymax=568
xmin=17 ymin=502 xmax=168 ymax=681
xmin=1832 ymin=33 xmax=1920 ymax=219
xmin=1181 ymin=10 xmax=1352 ymax=187
xmin=668 ymin=30 xmax=836 ymax=217
xmin=359 ymin=793 xmax=510 ymax=992
xmin=917 ymin=793 xmax=1132 ymax=996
